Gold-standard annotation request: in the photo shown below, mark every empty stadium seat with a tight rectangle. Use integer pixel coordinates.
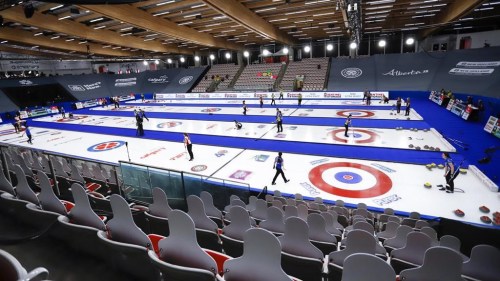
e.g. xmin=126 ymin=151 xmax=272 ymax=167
xmin=400 ymin=247 xmax=465 ymax=281
xmin=0 ymin=249 xmax=49 ymax=281
xmin=223 ymin=228 xmax=297 ymax=281
xmin=462 ymin=244 xmax=500 ymax=281
xmin=341 ymin=253 xmax=395 ymax=281
xmin=278 ymin=217 xmax=324 ymax=281
xmin=148 ymin=210 xmax=227 ymax=281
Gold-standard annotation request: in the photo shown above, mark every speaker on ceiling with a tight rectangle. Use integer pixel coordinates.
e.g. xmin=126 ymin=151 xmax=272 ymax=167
xmin=24 ymin=3 xmax=35 ymax=19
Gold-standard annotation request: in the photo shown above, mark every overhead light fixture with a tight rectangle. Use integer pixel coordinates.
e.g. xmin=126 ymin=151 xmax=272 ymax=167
xmin=50 ymin=4 xmax=64 ymax=11
xmin=262 ymin=49 xmax=270 ymax=56
xmin=58 ymin=15 xmax=71 ymax=20
xmin=304 ymin=46 xmax=311 ymax=53
xmin=378 ymin=39 xmax=386 ymax=47
xmin=153 ymin=11 xmax=170 ymax=17
xmin=180 ymin=57 xmax=185 ymax=63
xmin=326 ymin=43 xmax=333 ymax=51
xmin=406 ymin=37 xmax=415 ymax=45
xmin=143 ymin=60 xmax=148 ymax=65
xmin=350 ymin=42 xmax=358 ymax=49
xmin=194 ymin=56 xmax=200 ymax=61
xmin=0 ymin=40 xmax=7 ymax=44
xmin=225 ymin=52 xmax=231 ymax=59
xmin=243 ymin=51 xmax=250 ymax=57
xmin=167 ymin=58 xmax=172 ymax=63
xmin=34 ymin=32 xmax=43 ymax=36
xmin=155 ymin=59 xmax=159 ymax=65
xmin=89 ymin=17 xmax=104 ymax=23
xmin=209 ymin=54 xmax=215 ymax=60
xmin=156 ymin=1 xmax=175 ymax=6
xmin=283 ymin=47 xmax=289 ymax=54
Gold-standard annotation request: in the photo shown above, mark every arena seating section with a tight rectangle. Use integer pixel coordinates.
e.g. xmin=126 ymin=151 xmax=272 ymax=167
xmin=233 ymin=62 xmax=284 ymax=91
xmin=192 ymin=64 xmax=241 ymax=93
xmin=1 ymin=144 xmax=499 ymax=281
xmin=280 ymin=58 xmax=329 ymax=91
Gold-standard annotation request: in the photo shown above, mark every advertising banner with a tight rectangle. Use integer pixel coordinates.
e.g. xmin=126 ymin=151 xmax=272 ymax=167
xmin=483 ymin=116 xmax=498 ymax=134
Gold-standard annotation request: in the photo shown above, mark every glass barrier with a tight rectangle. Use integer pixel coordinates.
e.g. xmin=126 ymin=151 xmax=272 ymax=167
xmin=119 ymin=161 xmax=251 ymax=211
xmin=0 ymin=142 xmax=251 ymax=212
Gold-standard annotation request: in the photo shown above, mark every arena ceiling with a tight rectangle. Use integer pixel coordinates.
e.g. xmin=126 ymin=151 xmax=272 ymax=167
xmin=0 ymin=0 xmax=498 ymax=59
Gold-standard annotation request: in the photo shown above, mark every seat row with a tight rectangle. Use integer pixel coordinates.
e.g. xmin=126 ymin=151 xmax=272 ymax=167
xmin=2 ymin=162 xmax=499 ymax=281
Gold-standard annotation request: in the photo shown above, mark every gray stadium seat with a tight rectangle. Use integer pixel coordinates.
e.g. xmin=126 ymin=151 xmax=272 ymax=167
xmin=307 ymin=213 xmax=337 ymax=256
xmin=462 ymin=244 xmax=500 ymax=281
xmin=377 ymin=221 xmax=400 ymax=242
xmin=383 ymin=225 xmax=413 ymax=253
xmin=0 ymin=161 xmax=15 ymax=195
xmin=221 ymin=206 xmax=254 ymax=258
xmin=187 ymin=195 xmax=221 ymax=251
xmin=400 ymin=247 xmax=465 ymax=281
xmin=390 ymin=231 xmax=434 ymax=274
xmin=341 ymin=253 xmax=395 ymax=281
xmin=149 ymin=210 xmax=223 ymax=281
xmin=328 ymin=230 xmax=378 ymax=281
xmin=223 ymin=228 xmax=295 ymax=281
xmin=259 ymin=206 xmax=285 ymax=235
xmin=200 ymin=191 xmax=223 ymax=225
xmin=12 ymin=164 xmax=38 ymax=205
xmin=0 ymin=249 xmax=49 ymax=281
xmin=149 ymin=187 xmax=173 ymax=218
xmin=97 ymin=195 xmax=159 ymax=281
xmin=279 ymin=217 xmax=324 ymax=281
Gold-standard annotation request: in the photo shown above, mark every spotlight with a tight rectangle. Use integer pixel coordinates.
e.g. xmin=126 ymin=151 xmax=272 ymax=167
xmin=143 ymin=60 xmax=148 ymax=66
xmin=262 ymin=49 xmax=270 ymax=56
xmin=209 ymin=54 xmax=215 ymax=60
xmin=243 ymin=51 xmax=249 ymax=57
xmin=378 ymin=40 xmax=386 ymax=47
xmin=180 ymin=57 xmax=185 ymax=63
xmin=24 ymin=3 xmax=35 ymax=19
xmin=154 ymin=59 xmax=159 ymax=65
xmin=167 ymin=58 xmax=172 ymax=64
xmin=194 ymin=55 xmax=200 ymax=61
xmin=326 ymin=44 xmax=333 ymax=51
xmin=350 ymin=42 xmax=357 ymax=49
xmin=225 ymin=52 xmax=231 ymax=59
xmin=304 ymin=46 xmax=311 ymax=53
xmin=406 ymin=38 xmax=415 ymax=45
xmin=283 ymin=47 xmax=289 ymax=54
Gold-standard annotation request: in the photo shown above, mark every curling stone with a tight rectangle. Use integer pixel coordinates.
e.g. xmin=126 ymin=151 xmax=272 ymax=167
xmin=409 ymin=144 xmax=414 ymax=148
xmin=459 ymin=168 xmax=467 ymax=174
xmin=424 ymin=145 xmax=429 ymax=149
xmin=479 ymin=206 xmax=490 ymax=213
xmin=407 ymin=117 xmax=411 ymax=120
xmin=424 ymin=182 xmax=432 ymax=188
xmin=415 ymin=146 xmax=421 ymax=150
xmin=437 ymin=164 xmax=444 ymax=169
xmin=454 ymin=209 xmax=465 ymax=217
xmin=434 ymin=147 xmax=440 ymax=151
